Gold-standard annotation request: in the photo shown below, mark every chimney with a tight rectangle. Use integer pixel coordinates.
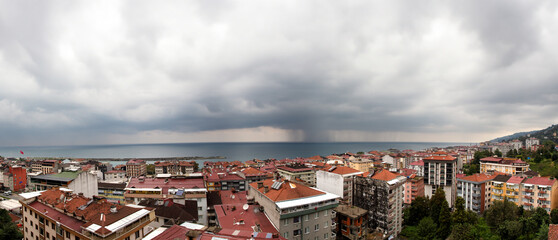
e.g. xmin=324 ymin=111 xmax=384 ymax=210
xmin=264 ymin=186 xmax=269 ymax=193
xmin=110 ymin=206 xmax=118 ymax=213
xmin=257 ymin=182 xmax=263 ymax=189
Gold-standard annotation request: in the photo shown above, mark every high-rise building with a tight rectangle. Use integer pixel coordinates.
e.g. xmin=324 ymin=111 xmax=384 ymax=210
xmin=423 ymin=153 xmax=457 ymax=207
xmin=353 ymin=170 xmax=406 ymax=238
xmin=457 ymin=173 xmax=497 ymax=214
xmin=316 ymin=166 xmax=363 ymax=205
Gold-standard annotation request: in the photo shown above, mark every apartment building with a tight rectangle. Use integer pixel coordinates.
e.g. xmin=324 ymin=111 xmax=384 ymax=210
xmin=248 ymin=179 xmax=339 ymax=240
xmin=154 ymin=161 xmax=195 ymax=175
xmin=3 ymin=166 xmax=27 ymax=192
xmin=404 ymin=174 xmax=425 ymax=205
xmin=204 ymin=169 xmax=247 ymax=191
xmin=277 ymin=164 xmax=316 ymax=186
xmin=125 ymin=176 xmax=208 ymax=225
xmin=20 ymin=188 xmax=155 ymax=240
xmin=126 ymin=159 xmax=147 ymax=177
xmin=97 ymin=182 xmax=126 ymax=203
xmin=31 ymin=160 xmax=59 ymax=174
xmin=522 ymin=177 xmax=558 ymax=212
xmin=490 ymin=175 xmax=511 ymax=202
xmin=423 ymin=154 xmax=457 ymax=207
xmin=353 ymin=170 xmax=406 ymax=238
xmin=29 ymin=171 xmax=98 ymax=198
xmin=316 ymin=166 xmax=363 ymax=205
xmin=103 ymin=170 xmax=127 ymax=182
xmin=504 ymin=176 xmax=525 ymax=206
xmin=457 ymin=173 xmax=496 ymax=214
xmin=480 ymin=157 xmax=529 ymax=175
xmin=347 ymin=158 xmax=373 ymax=173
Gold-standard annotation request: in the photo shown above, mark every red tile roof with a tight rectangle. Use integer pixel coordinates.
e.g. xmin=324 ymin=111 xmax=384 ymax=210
xmin=480 ymin=157 xmax=503 ymax=162
xmin=423 ymin=155 xmax=456 ymax=161
xmin=550 ymin=224 xmax=558 ymax=240
xmin=409 ymin=160 xmax=424 ymax=166
xmin=249 ymin=179 xmax=324 ymax=202
xmin=507 ymin=176 xmax=525 ymax=184
xmin=371 ymin=169 xmax=400 ymax=181
xmin=215 ymin=204 xmax=279 ymax=234
xmin=523 ymin=176 xmax=556 ymax=186
xmin=152 ymin=224 xmax=190 ymax=240
xmin=241 ymin=167 xmax=267 ymax=176
xmin=458 ymin=173 xmax=496 ymax=183
xmin=328 ymin=166 xmax=362 ymax=175
xmin=127 ymin=177 xmax=206 ymax=194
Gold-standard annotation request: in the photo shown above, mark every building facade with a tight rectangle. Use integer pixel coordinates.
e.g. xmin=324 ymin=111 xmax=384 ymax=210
xmin=276 ymin=164 xmax=316 ymax=186
xmin=353 ymin=170 xmax=406 ymax=238
xmin=423 ymin=154 xmax=457 ymax=207
xmin=20 ymin=188 xmax=155 ymax=240
xmin=248 ymin=179 xmax=339 ymax=240
xmin=334 ymin=204 xmax=368 ymax=240
xmin=126 ymin=159 xmax=147 ymax=177
xmin=316 ymin=166 xmax=363 ymax=205
xmin=457 ymin=173 xmax=496 ymax=213
xmin=480 ymin=157 xmax=529 ymax=175
xmin=3 ymin=166 xmax=27 ymax=192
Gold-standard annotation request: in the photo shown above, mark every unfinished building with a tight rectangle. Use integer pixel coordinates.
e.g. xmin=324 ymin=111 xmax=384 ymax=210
xmin=353 ymin=170 xmax=406 ymax=238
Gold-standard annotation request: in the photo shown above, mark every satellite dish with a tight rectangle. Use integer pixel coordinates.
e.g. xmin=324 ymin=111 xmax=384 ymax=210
xmin=243 ymin=204 xmax=249 ymax=211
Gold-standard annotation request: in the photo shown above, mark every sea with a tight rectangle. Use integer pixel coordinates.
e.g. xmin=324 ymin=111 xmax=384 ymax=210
xmin=0 ymin=142 xmax=473 ymax=166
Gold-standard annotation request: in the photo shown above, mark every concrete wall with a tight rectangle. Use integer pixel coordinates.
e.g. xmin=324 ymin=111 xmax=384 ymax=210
xmin=316 ymin=171 xmax=343 ymax=198
xmin=68 ymin=172 xmax=98 ymax=198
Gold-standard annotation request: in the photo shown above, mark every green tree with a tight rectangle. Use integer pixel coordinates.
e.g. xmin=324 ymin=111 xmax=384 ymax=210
xmin=449 ymin=223 xmax=475 ymax=240
xmin=416 ymin=217 xmax=438 ymax=240
xmin=437 ymin=200 xmax=451 ymax=239
xmin=430 ymin=188 xmax=447 ymax=225
xmin=550 ymin=209 xmax=558 ymax=224
xmin=536 ymin=223 xmax=549 ymax=240
xmin=146 ymin=164 xmax=155 ymax=175
xmin=494 ymin=149 xmax=503 ymax=157
xmin=192 ymin=161 xmax=199 ymax=172
xmin=0 ymin=209 xmax=23 ymax=240
xmin=484 ymin=199 xmax=520 ymax=228
xmin=497 ymin=220 xmax=523 ymax=239
xmin=452 ymin=197 xmax=468 ymax=225
xmin=406 ymin=196 xmax=430 ymax=226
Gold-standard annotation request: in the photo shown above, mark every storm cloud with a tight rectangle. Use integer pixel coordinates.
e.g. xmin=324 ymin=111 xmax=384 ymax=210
xmin=1 ymin=0 xmax=558 ymax=146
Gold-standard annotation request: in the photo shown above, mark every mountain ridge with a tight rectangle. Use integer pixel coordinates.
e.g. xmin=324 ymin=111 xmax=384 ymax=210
xmin=490 ymin=124 xmax=558 ymax=142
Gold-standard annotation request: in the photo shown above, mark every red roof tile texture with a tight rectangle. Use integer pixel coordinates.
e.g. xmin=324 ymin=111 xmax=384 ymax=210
xmin=524 ymin=176 xmax=556 ymax=186
xmin=249 ymin=179 xmax=324 ymax=202
xmin=371 ymin=169 xmax=400 ymax=181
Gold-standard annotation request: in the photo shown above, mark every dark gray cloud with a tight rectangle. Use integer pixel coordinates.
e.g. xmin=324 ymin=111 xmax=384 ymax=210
xmin=1 ymin=0 xmax=558 ymax=145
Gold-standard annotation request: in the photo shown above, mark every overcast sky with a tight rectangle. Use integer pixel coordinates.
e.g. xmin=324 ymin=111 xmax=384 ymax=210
xmin=1 ymin=0 xmax=558 ymax=146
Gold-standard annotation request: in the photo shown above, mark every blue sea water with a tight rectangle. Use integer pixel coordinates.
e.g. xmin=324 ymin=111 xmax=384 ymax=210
xmin=0 ymin=142 xmax=472 ymax=164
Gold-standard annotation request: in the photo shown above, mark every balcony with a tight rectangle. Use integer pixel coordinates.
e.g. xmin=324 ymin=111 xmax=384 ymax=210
xmin=540 ymin=190 xmax=548 ymax=194
xmin=525 ymin=189 xmax=533 ymax=193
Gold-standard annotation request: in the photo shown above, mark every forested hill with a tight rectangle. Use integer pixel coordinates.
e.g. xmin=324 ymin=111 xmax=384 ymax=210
xmin=490 ymin=124 xmax=558 ymax=143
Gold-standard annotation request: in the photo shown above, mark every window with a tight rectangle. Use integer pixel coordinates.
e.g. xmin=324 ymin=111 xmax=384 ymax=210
xmin=314 ymin=236 xmax=319 ymax=240
xmin=46 ymin=232 xmax=49 ymax=238
xmin=25 ymin=217 xmax=27 ymax=222
xmin=283 ymin=219 xmax=289 ymax=226
xmin=304 ymin=215 xmax=309 ymax=221
xmin=305 ymin=227 xmax=309 ymax=234
xmin=315 ymin=212 xmax=319 ymax=218
xmin=75 ymin=236 xmax=80 ymax=240
xmin=125 ymin=237 xmax=130 ymax=240
xmin=324 ymin=210 xmax=327 ymax=216
xmin=324 ymin=233 xmax=329 ymax=239
xmin=293 ymin=216 xmax=300 ymax=223
xmin=66 ymin=232 xmax=70 ymax=238
xmin=315 ymin=224 xmax=320 ymax=231
xmin=293 ymin=229 xmax=301 ymax=236
xmin=324 ymin=221 xmax=328 ymax=228
xmin=283 ymin=232 xmax=289 ymax=239
xmin=135 ymin=231 xmax=140 ymax=238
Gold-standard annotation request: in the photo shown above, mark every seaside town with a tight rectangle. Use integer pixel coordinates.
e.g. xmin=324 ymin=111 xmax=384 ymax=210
xmin=1 ymin=136 xmax=558 ymax=240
